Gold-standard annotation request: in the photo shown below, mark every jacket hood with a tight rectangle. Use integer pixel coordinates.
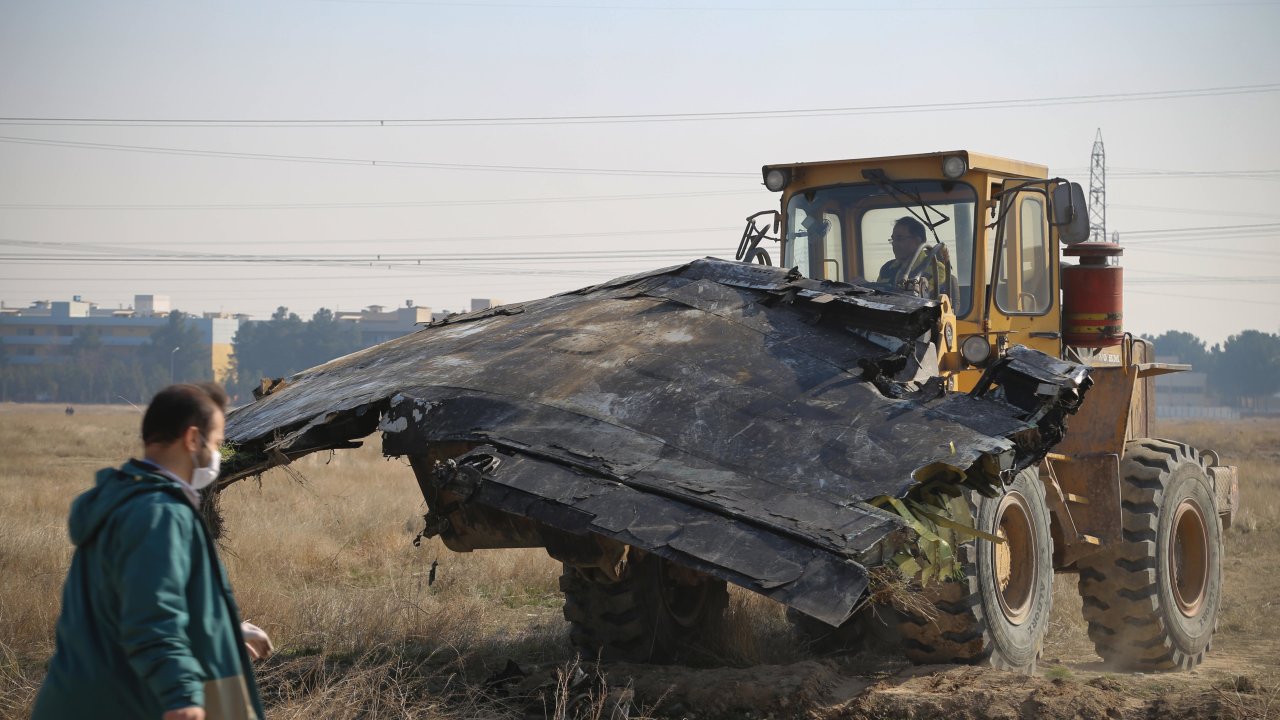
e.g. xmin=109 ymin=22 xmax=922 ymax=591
xmin=68 ymin=460 xmax=186 ymax=547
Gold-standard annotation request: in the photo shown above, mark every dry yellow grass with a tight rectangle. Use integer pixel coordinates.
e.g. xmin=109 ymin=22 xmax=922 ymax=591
xmin=0 ymin=405 xmax=572 ymax=718
xmin=217 ymin=449 xmax=567 ymax=662
xmin=0 ymin=405 xmax=791 ymax=718
xmin=3 ymin=405 xmax=1277 ymax=719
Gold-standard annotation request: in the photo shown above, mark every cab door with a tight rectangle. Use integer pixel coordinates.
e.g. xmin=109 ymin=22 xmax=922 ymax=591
xmin=986 ymin=183 xmax=1062 ymax=359
xmin=788 ymin=204 xmax=847 ymax=281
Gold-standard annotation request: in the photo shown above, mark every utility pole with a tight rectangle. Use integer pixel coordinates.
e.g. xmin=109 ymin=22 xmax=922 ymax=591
xmin=170 ymin=346 xmax=181 ymax=384
xmin=1088 ymin=129 xmax=1106 ymax=243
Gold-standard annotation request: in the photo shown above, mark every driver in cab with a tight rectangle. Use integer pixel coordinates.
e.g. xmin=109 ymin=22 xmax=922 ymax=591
xmin=877 ymin=216 xmax=950 ymax=298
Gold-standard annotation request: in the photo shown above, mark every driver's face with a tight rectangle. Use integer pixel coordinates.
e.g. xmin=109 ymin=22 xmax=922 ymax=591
xmin=890 ymin=227 xmax=922 ymax=262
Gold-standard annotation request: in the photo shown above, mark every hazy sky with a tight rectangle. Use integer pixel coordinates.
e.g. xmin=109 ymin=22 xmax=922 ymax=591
xmin=2 ymin=0 xmax=1277 ymax=345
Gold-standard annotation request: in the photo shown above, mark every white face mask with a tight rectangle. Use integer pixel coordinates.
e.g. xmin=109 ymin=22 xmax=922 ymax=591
xmin=190 ymin=442 xmax=221 ymax=491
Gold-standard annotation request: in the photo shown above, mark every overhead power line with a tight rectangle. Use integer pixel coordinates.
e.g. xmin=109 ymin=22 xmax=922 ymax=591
xmin=0 ymin=135 xmax=754 ymax=178
xmin=3 ymin=223 xmax=1278 ymax=272
xmin=3 ymin=221 xmax=1270 ymax=246
xmin=0 ymin=189 xmax=759 ymax=211
xmin=309 ymin=0 xmax=1280 ymax=11
xmin=1108 ymin=168 xmax=1280 ymax=178
xmin=1127 ymin=289 xmax=1280 ymax=307
xmin=2 ymin=134 xmax=1275 ymax=184
xmin=1 ymin=84 xmax=1275 ymax=127
xmin=1057 ymin=166 xmax=1280 ymax=182
xmin=0 ymin=226 xmax=737 ymax=249
xmin=1110 ymin=204 xmax=1280 ymax=220
xmin=2 ymin=222 xmax=1269 ymax=265
xmin=0 ymin=235 xmax=732 ymax=268
xmin=1120 ymin=222 xmax=1280 ymax=242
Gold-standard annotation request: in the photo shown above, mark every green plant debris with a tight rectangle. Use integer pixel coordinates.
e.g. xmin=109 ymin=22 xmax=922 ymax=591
xmin=870 ymin=480 xmax=1003 ymax=586
xmin=1044 ymin=665 xmax=1074 ymax=680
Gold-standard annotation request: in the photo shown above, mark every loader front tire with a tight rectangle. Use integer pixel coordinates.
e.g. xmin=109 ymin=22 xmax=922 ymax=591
xmin=898 ymin=467 xmax=1053 ymax=674
xmin=560 ymin=552 xmax=728 ymax=663
xmin=1075 ymin=439 xmax=1222 ymax=671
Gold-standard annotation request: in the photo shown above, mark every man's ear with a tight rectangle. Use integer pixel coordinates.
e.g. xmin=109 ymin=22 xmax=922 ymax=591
xmin=182 ymin=425 xmax=202 ymax=453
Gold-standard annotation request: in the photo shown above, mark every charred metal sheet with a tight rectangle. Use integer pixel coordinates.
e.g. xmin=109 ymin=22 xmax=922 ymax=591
xmin=222 ymin=258 xmax=1089 ymax=626
xmin=419 ymin=446 xmax=885 ymax=625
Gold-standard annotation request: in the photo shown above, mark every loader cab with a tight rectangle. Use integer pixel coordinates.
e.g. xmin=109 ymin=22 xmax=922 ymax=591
xmin=762 ymin=151 xmax=1088 ymax=390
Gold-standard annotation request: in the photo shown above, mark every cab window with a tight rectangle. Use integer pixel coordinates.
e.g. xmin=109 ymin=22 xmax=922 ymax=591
xmin=859 ymin=207 xmax=968 ymax=297
xmin=786 ymin=208 xmax=845 ymax=281
xmin=994 ymin=193 xmax=1051 ymax=314
xmin=783 ymin=180 xmax=977 ymax=315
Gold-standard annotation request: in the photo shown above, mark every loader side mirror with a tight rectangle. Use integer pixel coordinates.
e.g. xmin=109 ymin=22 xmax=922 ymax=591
xmin=1052 ymin=181 xmax=1090 ymax=246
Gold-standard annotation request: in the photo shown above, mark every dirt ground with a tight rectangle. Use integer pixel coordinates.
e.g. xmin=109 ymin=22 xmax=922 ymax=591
xmin=491 ymin=657 xmax=1276 ymax=720
xmin=426 ymin=416 xmax=1280 ymax=720
xmin=491 ymin=570 xmax=1280 ymax=719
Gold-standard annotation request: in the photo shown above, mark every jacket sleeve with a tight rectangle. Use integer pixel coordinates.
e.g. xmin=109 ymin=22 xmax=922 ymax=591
xmin=109 ymin=498 xmax=206 ymax=711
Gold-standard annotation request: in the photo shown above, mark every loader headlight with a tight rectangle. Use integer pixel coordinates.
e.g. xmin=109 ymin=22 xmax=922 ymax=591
xmin=764 ymin=168 xmax=791 ymax=192
xmin=941 ymin=155 xmax=968 ymax=179
xmin=961 ymin=335 xmax=992 ymax=365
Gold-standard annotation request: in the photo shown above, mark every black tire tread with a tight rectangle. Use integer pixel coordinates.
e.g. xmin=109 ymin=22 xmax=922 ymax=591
xmin=896 ymin=470 xmax=1052 ymax=673
xmin=1075 ymin=439 xmax=1218 ymax=671
xmin=559 ymin=569 xmax=649 ymax=659
xmin=897 ymin=537 xmax=998 ymax=666
xmin=559 ymin=555 xmax=729 ymax=663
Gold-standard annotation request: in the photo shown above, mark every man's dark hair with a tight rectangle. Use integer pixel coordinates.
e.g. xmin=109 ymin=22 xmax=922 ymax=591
xmin=141 ymin=382 xmax=229 ymax=445
xmin=894 ymin=216 xmax=927 ymax=243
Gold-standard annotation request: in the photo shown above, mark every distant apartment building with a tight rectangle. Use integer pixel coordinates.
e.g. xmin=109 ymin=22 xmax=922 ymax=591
xmin=337 ymin=298 xmax=502 ymax=348
xmin=0 ymin=295 xmax=243 ymax=382
xmin=433 ymin=297 xmax=500 ymax=322
xmin=1 ymin=295 xmax=505 ymax=384
xmin=335 ymin=302 xmax=435 ymax=348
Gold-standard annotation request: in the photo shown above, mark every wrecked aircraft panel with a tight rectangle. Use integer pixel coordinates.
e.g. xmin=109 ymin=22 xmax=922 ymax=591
xmin=411 ymin=446 xmax=887 ymax=625
xmin=223 ymin=258 xmax=1090 ymax=626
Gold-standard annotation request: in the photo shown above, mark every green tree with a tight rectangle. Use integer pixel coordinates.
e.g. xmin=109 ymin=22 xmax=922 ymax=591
xmin=0 ymin=341 xmax=10 ymax=402
xmin=229 ymin=307 xmax=304 ymax=398
xmin=1143 ymin=330 xmax=1213 ymax=372
xmin=300 ymin=308 xmax=362 ymax=369
xmin=1209 ymin=330 xmax=1280 ymax=405
xmin=144 ymin=311 xmax=208 ymax=390
xmin=229 ymin=307 xmax=362 ymax=399
xmin=68 ymin=327 xmax=105 ymax=402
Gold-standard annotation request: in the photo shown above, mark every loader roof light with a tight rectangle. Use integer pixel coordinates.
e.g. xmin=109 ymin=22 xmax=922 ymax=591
xmin=764 ymin=168 xmax=790 ymax=192
xmin=941 ymin=155 xmax=968 ymax=179
xmin=961 ymin=335 xmax=992 ymax=365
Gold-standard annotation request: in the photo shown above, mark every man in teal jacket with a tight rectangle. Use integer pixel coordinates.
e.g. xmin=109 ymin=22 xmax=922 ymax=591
xmin=34 ymin=383 xmax=268 ymax=720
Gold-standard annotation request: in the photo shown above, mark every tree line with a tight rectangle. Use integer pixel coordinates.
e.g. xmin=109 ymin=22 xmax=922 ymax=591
xmin=1 ymin=312 xmax=1276 ymax=407
xmin=226 ymin=307 xmax=364 ymax=400
xmin=1141 ymin=330 xmax=1280 ymax=405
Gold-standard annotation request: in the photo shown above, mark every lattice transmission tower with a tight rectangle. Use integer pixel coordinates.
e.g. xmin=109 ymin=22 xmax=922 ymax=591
xmin=1088 ymin=129 xmax=1106 ymax=243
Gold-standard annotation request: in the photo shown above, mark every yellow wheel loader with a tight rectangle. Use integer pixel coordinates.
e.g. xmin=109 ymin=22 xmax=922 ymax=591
xmin=222 ymin=150 xmax=1238 ymax=674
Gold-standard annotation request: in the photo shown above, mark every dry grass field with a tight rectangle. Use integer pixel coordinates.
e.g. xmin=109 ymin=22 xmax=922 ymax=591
xmin=2 ymin=403 xmax=1278 ymax=719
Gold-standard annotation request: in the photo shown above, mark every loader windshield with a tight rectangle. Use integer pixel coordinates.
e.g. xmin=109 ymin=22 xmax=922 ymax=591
xmin=783 ymin=180 xmax=978 ymax=316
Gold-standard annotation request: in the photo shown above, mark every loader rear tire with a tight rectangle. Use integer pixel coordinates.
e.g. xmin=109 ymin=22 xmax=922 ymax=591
xmin=560 ymin=552 xmax=729 ymax=663
xmin=1075 ymin=439 xmax=1222 ymax=671
xmin=898 ymin=467 xmax=1054 ymax=674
